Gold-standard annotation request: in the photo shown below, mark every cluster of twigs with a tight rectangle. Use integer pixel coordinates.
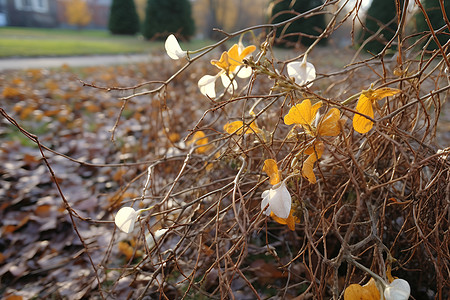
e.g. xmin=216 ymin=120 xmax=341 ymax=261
xmin=2 ymin=0 xmax=449 ymax=299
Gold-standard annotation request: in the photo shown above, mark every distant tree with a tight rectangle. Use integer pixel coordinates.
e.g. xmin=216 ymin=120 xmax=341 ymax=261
xmin=142 ymin=0 xmax=195 ymax=40
xmin=360 ymin=0 xmax=398 ymax=53
xmin=65 ymin=0 xmax=92 ymax=29
xmin=108 ymin=0 xmax=140 ymax=35
xmin=191 ymin=0 xmax=267 ymax=40
xmin=135 ymin=0 xmax=147 ymax=22
xmin=269 ymin=0 xmax=327 ymax=47
xmin=415 ymin=0 xmax=450 ymax=50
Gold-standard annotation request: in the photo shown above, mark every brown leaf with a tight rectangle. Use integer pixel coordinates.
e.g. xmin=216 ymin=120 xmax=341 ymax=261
xmin=4 ymin=295 xmax=23 ymax=300
xmin=35 ymin=205 xmax=52 ymax=218
xmin=249 ymin=259 xmax=287 ymax=284
xmin=2 ymin=86 xmax=22 ymax=99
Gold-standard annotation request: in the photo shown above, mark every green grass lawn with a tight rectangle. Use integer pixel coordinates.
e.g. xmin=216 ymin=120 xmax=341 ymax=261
xmin=0 ymin=27 xmax=208 ymax=57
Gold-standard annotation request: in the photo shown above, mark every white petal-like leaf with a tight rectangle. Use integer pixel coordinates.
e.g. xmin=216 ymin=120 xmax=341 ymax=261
xmin=146 ymin=228 xmax=168 ymax=249
xmin=237 ymin=66 xmax=253 ymax=78
xmin=384 ymin=279 xmax=411 ymax=300
xmin=268 ymin=182 xmax=291 ymax=219
xmin=261 ymin=190 xmax=271 ymax=216
xmin=287 ymin=60 xmax=316 ymax=87
xmin=165 ymin=34 xmax=187 ymax=60
xmin=115 ymin=207 xmax=137 ymax=233
xmin=220 ymin=73 xmax=238 ymax=93
xmin=198 ymin=75 xmax=217 ymax=98
xmin=261 ymin=182 xmax=291 ymax=219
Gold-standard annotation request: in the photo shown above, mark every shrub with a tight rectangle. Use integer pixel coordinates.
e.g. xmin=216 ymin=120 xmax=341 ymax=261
xmin=415 ymin=0 xmax=450 ymax=50
xmin=359 ymin=0 xmax=398 ymax=54
xmin=142 ymin=0 xmax=195 ymax=40
xmin=108 ymin=0 xmax=140 ymax=35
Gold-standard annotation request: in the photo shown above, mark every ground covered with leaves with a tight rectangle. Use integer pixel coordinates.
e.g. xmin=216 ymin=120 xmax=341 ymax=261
xmin=0 ymin=55 xmax=208 ymax=298
xmin=1 ymin=43 xmax=449 ymax=300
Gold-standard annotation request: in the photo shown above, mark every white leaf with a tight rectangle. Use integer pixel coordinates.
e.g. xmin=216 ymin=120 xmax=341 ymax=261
xmin=114 ymin=207 xmax=137 ymax=233
xmin=220 ymin=73 xmax=238 ymax=93
xmin=287 ymin=59 xmax=316 ymax=87
xmin=261 ymin=182 xmax=291 ymax=219
xmin=236 ymin=65 xmax=253 ymax=78
xmin=384 ymin=279 xmax=411 ymax=300
xmin=165 ymin=34 xmax=187 ymax=60
xmin=198 ymin=75 xmax=217 ymax=98
xmin=146 ymin=228 xmax=168 ymax=249
xmin=261 ymin=190 xmax=271 ymax=216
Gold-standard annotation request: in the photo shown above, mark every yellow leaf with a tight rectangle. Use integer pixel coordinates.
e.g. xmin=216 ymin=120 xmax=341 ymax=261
xmin=118 ymin=241 xmax=134 ymax=260
xmin=353 ymin=88 xmax=401 ymax=134
xmin=363 ymin=278 xmax=381 ymax=298
xmin=168 ymin=132 xmax=180 ymax=143
xmin=45 ymin=80 xmax=59 ymax=92
xmin=187 ymin=131 xmax=210 ymax=153
xmin=302 ymin=153 xmax=318 ymax=184
xmin=227 ymin=44 xmax=241 ymax=64
xmin=12 ymin=77 xmax=23 ymax=85
xmin=304 ymin=141 xmax=324 ymax=157
xmin=19 ymin=106 xmax=35 ymax=120
xmin=270 ymin=209 xmax=300 ymax=231
xmin=2 ymin=86 xmax=22 ymax=99
xmin=353 ymin=93 xmax=374 ymax=134
xmin=302 ymin=142 xmax=324 ymax=184
xmin=211 ymin=44 xmax=256 ymax=75
xmin=263 ymin=159 xmax=281 ymax=185
xmin=344 ymin=278 xmax=380 ymax=300
xmin=211 ymin=51 xmax=231 ymax=72
xmin=284 ymin=99 xmax=322 ymax=130
xmin=35 ymin=205 xmax=51 ymax=218
xmin=223 ymin=120 xmax=261 ymax=135
xmin=371 ymin=87 xmax=401 ymax=100
xmin=238 ymin=45 xmax=257 ymax=60
xmin=318 ymin=108 xmax=342 ymax=137
xmin=4 ymin=295 xmax=23 ymax=300
xmin=112 ymin=169 xmax=127 ymax=182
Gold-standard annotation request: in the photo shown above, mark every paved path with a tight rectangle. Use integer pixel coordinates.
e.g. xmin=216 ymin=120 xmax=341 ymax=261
xmin=0 ymin=53 xmax=152 ymax=71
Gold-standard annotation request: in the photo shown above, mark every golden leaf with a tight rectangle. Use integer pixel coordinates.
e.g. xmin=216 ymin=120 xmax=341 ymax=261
xmin=35 ymin=205 xmax=51 ymax=218
xmin=370 ymin=87 xmax=401 ymax=100
xmin=211 ymin=51 xmax=231 ymax=72
xmin=168 ymin=132 xmax=180 ymax=143
xmin=284 ymin=99 xmax=322 ymax=130
xmin=223 ymin=120 xmax=261 ymax=135
xmin=353 ymin=93 xmax=374 ymax=134
xmin=344 ymin=278 xmax=380 ymax=300
xmin=211 ymin=44 xmax=256 ymax=75
xmin=353 ymin=88 xmax=401 ymax=134
xmin=118 ymin=241 xmax=134 ymax=260
xmin=237 ymin=45 xmax=257 ymax=60
xmin=2 ymin=86 xmax=22 ymax=99
xmin=318 ymin=108 xmax=342 ymax=137
xmin=263 ymin=159 xmax=281 ymax=185
xmin=19 ymin=106 xmax=35 ymax=120
xmin=363 ymin=278 xmax=382 ymax=299
xmin=270 ymin=209 xmax=300 ymax=231
xmin=4 ymin=295 xmax=23 ymax=300
xmin=302 ymin=142 xmax=324 ymax=184
xmin=187 ymin=131 xmax=210 ymax=154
